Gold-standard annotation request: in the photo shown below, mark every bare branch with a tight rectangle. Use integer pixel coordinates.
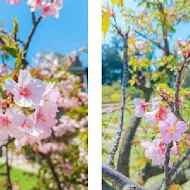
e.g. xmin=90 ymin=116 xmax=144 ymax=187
xmin=161 ymin=143 xmax=173 ymax=190
xmin=102 ymin=165 xmax=146 ymax=190
xmin=106 ymin=18 xmax=129 ymax=168
xmin=169 ymin=147 xmax=190 ymax=178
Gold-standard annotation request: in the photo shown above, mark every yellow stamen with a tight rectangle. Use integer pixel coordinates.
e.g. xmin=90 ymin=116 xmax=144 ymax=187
xmin=168 ymin=126 xmax=175 ymax=134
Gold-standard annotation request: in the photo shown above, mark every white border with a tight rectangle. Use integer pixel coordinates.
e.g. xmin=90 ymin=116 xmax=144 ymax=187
xmin=88 ymin=0 xmax=102 ymax=189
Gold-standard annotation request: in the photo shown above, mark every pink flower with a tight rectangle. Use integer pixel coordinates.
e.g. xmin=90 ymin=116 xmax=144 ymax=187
xmin=0 ymin=108 xmax=25 ymax=142
xmin=41 ymin=0 xmax=63 ymax=18
xmin=134 ymin=98 xmax=148 ymax=117
xmin=7 ymin=0 xmax=21 ymax=4
xmin=27 ymin=0 xmax=43 ymax=12
xmin=159 ymin=113 xmax=187 ymax=144
xmin=53 ymin=116 xmax=76 ymax=137
xmin=135 ymin=41 xmax=147 ymax=54
xmin=141 ymin=139 xmax=165 ymax=165
xmin=35 ymin=103 xmax=58 ymax=138
xmin=22 ymin=115 xmax=40 ymax=137
xmin=42 ymin=83 xmax=60 ymax=104
xmin=38 ymin=142 xmax=66 ymax=154
xmin=146 ymin=104 xmax=169 ymax=125
xmin=5 ymin=70 xmax=46 ymax=107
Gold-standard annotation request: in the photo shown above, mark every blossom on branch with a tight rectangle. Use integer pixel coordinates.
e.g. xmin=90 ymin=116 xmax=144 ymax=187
xmin=141 ymin=139 xmax=165 ymax=165
xmin=0 ymin=108 xmax=25 ymax=142
xmin=134 ymin=98 xmax=148 ymax=117
xmin=5 ymin=70 xmax=46 ymax=107
xmin=159 ymin=113 xmax=187 ymax=144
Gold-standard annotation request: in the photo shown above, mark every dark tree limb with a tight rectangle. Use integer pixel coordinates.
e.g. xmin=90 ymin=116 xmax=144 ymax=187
xmin=5 ymin=143 xmax=12 ymax=190
xmin=117 ymin=88 xmax=152 ymax=177
xmin=46 ymin=154 xmax=62 ymax=190
xmin=138 ymin=162 xmax=164 ymax=183
xmin=169 ymin=148 xmax=190 ymax=178
xmin=135 ymin=30 xmax=163 ymax=50
xmin=102 ymin=165 xmax=146 ymax=190
xmin=153 ymin=167 xmax=190 ymax=190
xmin=158 ymin=2 xmax=170 ymax=56
xmin=21 ymin=14 xmax=42 ymax=69
xmin=106 ymin=21 xmax=129 ymax=168
xmin=161 ymin=143 xmax=173 ymax=190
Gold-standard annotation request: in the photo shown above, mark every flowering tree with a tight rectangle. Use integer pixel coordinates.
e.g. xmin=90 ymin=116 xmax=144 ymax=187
xmin=102 ymin=0 xmax=190 ymax=189
xmin=0 ymin=1 xmax=87 ymax=189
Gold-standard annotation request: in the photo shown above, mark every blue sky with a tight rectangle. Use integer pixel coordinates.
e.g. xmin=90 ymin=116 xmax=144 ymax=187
xmin=0 ymin=0 xmax=88 ymax=67
xmin=103 ymin=0 xmax=190 ymax=49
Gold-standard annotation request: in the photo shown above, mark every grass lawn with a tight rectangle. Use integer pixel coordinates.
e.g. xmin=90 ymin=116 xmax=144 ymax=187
xmin=0 ymin=165 xmax=40 ymax=190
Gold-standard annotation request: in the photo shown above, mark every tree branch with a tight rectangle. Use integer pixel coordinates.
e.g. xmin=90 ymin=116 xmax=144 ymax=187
xmin=135 ymin=30 xmax=163 ymax=50
xmin=46 ymin=154 xmax=62 ymax=190
xmin=161 ymin=143 xmax=173 ymax=190
xmin=5 ymin=142 xmax=12 ymax=190
xmin=169 ymin=148 xmax=190 ymax=178
xmin=102 ymin=165 xmax=146 ymax=190
xmin=106 ymin=20 xmax=129 ymax=168
xmin=22 ymin=14 xmax=42 ymax=69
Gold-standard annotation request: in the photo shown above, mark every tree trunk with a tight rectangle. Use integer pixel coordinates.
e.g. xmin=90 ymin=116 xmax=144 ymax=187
xmin=117 ymin=89 xmax=152 ymax=177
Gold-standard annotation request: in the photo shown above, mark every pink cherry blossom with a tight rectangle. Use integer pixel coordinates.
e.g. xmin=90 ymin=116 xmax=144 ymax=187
xmin=141 ymin=139 xmax=165 ymax=165
xmin=35 ymin=103 xmax=58 ymax=138
xmin=27 ymin=0 xmax=43 ymax=12
xmin=134 ymin=98 xmax=148 ymax=117
xmin=5 ymin=69 xmax=46 ymax=107
xmin=135 ymin=41 xmax=147 ymax=54
xmin=42 ymin=83 xmax=60 ymax=105
xmin=7 ymin=0 xmax=21 ymax=4
xmin=41 ymin=0 xmax=63 ymax=18
xmin=146 ymin=104 xmax=169 ymax=125
xmin=0 ymin=108 xmax=25 ymax=142
xmin=22 ymin=115 xmax=40 ymax=138
xmin=59 ymin=96 xmax=79 ymax=109
xmin=159 ymin=113 xmax=187 ymax=144
xmin=38 ymin=142 xmax=66 ymax=154
xmin=53 ymin=116 xmax=77 ymax=137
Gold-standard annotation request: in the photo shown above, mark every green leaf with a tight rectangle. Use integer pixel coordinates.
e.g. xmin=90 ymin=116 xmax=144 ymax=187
xmin=2 ymin=45 xmax=19 ymax=58
xmin=13 ymin=18 xmax=19 ymax=36
xmin=102 ymin=11 xmax=110 ymax=38
xmin=111 ymin=0 xmax=123 ymax=6
xmin=157 ymin=84 xmax=174 ymax=96
xmin=1 ymin=74 xmax=13 ymax=83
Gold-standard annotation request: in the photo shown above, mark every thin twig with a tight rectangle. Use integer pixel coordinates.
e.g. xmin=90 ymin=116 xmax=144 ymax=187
xmin=161 ymin=58 xmax=187 ymax=190
xmin=106 ymin=18 xmax=129 ymax=167
xmin=169 ymin=147 xmax=190 ymax=178
xmin=5 ymin=142 xmax=12 ymax=190
xmin=174 ymin=59 xmax=186 ymax=116
xmin=24 ymin=15 xmax=42 ymax=54
xmin=46 ymin=154 xmax=62 ymax=190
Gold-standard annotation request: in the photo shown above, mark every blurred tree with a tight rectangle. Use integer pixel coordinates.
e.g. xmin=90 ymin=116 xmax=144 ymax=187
xmin=102 ymin=37 xmax=123 ymax=85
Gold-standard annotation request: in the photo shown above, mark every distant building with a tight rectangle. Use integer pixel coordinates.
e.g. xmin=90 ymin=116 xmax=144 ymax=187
xmin=58 ymin=53 xmax=88 ymax=92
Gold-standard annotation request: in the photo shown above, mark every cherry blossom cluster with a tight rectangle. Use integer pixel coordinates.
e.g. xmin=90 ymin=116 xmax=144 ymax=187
xmin=7 ymin=0 xmax=63 ymax=18
xmin=134 ymin=98 xmax=187 ymax=165
xmin=37 ymin=142 xmax=66 ymax=154
xmin=32 ymin=52 xmax=87 ymax=109
xmin=0 ymin=69 xmax=60 ymax=151
xmin=33 ymin=52 xmax=81 ymax=78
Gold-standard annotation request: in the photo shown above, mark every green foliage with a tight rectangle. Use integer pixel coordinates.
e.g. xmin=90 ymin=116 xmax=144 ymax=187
xmin=102 ymin=83 xmax=142 ymax=103
xmin=102 ymin=37 xmax=124 ymax=85
xmin=0 ymin=166 xmax=38 ymax=190
xmin=13 ymin=18 xmax=19 ymax=37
